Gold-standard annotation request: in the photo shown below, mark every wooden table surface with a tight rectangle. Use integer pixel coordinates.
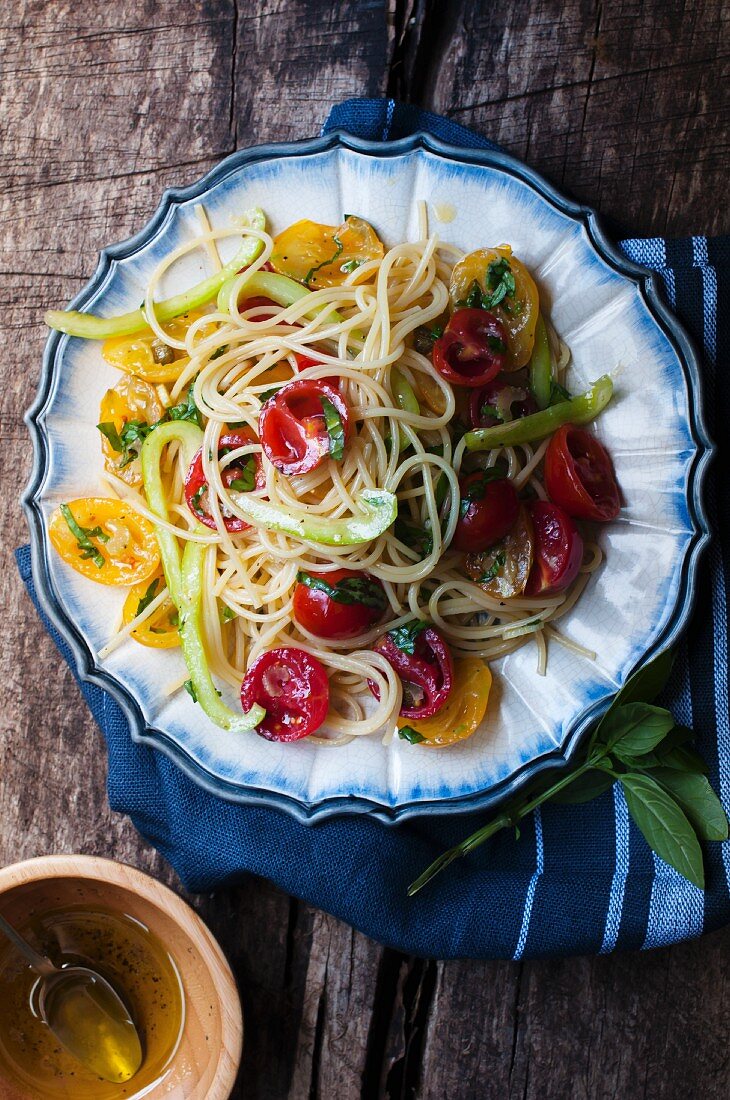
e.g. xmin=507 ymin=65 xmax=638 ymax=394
xmin=2 ymin=2 xmax=729 ymax=1097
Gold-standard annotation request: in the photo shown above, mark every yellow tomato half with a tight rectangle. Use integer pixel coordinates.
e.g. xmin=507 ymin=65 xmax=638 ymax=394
xmin=98 ymin=376 xmax=166 ymax=487
xmin=49 ymin=498 xmax=159 ymax=586
xmin=270 ymin=216 xmax=384 ymax=289
xmin=397 ymin=657 xmax=492 ymax=746
xmin=449 ymin=246 xmax=539 ymax=369
xmin=102 ymin=309 xmax=209 ymax=383
xmin=122 ymin=570 xmax=180 ymax=648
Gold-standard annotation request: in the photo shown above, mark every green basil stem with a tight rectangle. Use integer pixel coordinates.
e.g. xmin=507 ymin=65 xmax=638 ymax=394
xmin=528 ymin=312 xmax=552 ymax=410
xmin=391 ymin=367 xmax=420 ymax=451
xmin=408 ymin=755 xmax=603 ymax=896
xmin=464 ymin=375 xmax=613 ymax=452
xmin=230 ymin=488 xmax=398 ymax=546
xmin=45 ymin=210 xmax=266 ymax=340
xmin=140 ymin=421 xmax=264 ymax=733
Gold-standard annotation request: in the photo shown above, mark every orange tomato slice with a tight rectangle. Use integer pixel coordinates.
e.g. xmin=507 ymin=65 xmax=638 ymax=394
xmin=449 ymin=246 xmax=539 ymax=369
xmin=98 ymin=376 xmax=166 ymax=487
xmin=49 ymin=498 xmax=159 ymax=586
xmin=102 ymin=309 xmax=210 ymax=383
xmin=122 ymin=570 xmax=180 ymax=648
xmin=397 ymin=657 xmax=492 ymax=746
xmin=270 ymin=216 xmax=384 ymax=289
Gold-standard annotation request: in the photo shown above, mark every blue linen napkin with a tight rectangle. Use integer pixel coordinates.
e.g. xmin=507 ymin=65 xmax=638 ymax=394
xmin=15 ymin=99 xmax=730 ymax=959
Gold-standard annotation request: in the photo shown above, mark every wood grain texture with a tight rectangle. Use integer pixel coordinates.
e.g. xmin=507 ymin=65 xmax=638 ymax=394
xmin=1 ymin=1 xmax=729 ymax=1098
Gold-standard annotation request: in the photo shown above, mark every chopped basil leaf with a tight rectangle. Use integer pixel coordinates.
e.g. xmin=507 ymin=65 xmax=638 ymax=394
xmin=388 ymin=619 xmax=427 ymax=655
xmin=296 ymin=570 xmax=387 ymax=612
xmin=259 ymin=385 xmax=282 ymax=404
xmin=483 ymin=258 xmax=516 ymax=311
xmin=340 ymin=258 xmax=363 ymax=274
xmin=434 ymin=472 xmax=448 ymax=510
xmin=98 ymin=418 xmax=155 ymax=468
xmin=304 ymin=233 xmax=344 ymax=286
xmin=168 ymin=386 xmax=202 ymax=427
xmin=59 ymin=503 xmax=109 ymax=568
xmin=220 ymin=604 xmax=236 ymax=624
xmin=190 ymin=484 xmax=206 ymax=516
xmin=210 ymin=343 xmax=229 ymax=361
xmin=183 ymin=679 xmax=198 ymax=703
xmin=413 ymin=324 xmax=443 ymax=354
xmin=549 ymin=380 xmax=571 ymax=405
xmin=479 ymin=551 xmax=507 ymax=583
xmin=321 ymin=396 xmax=345 ymax=461
xmin=399 ymin=726 xmax=426 ymax=744
xmin=168 ymin=611 xmax=179 ymax=627
xmin=479 ymin=404 xmax=503 ymax=422
xmin=488 ymin=335 xmax=507 ymax=353
xmin=135 ymin=577 xmax=160 ymax=617
xmin=394 ymin=515 xmax=433 ymax=560
xmin=459 ymin=468 xmax=507 ymax=516
xmin=228 ymin=455 xmax=257 ymax=493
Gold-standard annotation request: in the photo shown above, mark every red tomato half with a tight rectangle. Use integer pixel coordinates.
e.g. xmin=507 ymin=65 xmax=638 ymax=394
xmin=453 ymin=471 xmax=519 ymax=552
xmin=432 ymin=308 xmax=508 ymax=387
xmin=544 ymin=425 xmax=621 ymax=522
xmin=241 ymin=647 xmax=330 ymax=741
xmin=259 ymin=378 xmax=350 ymax=476
xmin=184 ymin=430 xmax=264 ymax=532
xmin=370 ymin=624 xmax=454 ymax=719
xmin=468 ymin=378 xmax=537 ymax=430
xmin=293 ymin=569 xmax=387 ymax=640
xmin=525 ymin=500 xmax=583 ymax=597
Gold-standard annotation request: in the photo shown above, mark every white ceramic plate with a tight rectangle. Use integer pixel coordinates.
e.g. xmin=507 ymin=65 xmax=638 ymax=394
xmin=24 ymin=133 xmax=711 ymax=823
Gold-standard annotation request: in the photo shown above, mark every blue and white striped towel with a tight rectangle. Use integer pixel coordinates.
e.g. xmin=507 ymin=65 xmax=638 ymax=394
xmin=15 ymin=100 xmax=729 ymax=958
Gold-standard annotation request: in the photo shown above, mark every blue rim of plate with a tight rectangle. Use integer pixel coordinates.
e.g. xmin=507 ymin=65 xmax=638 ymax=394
xmin=22 ymin=130 xmax=714 ymax=826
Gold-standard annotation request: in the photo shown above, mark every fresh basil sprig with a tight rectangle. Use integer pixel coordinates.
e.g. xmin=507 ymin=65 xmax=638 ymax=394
xmin=408 ymin=650 xmax=729 ymax=896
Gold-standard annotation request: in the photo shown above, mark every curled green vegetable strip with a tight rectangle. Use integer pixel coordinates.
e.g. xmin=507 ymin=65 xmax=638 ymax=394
xmin=230 ymin=488 xmax=398 ymax=547
xmin=464 ymin=375 xmax=614 ymax=452
xmin=391 ymin=368 xmax=420 ymax=452
xmin=45 ymin=210 xmax=266 ymax=340
xmin=528 ymin=313 xmax=552 ymax=411
xmin=217 ymin=269 xmax=345 ymax=327
xmin=141 ymin=421 xmax=265 ymax=732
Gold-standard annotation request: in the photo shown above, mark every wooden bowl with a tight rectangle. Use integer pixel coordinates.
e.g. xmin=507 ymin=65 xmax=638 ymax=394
xmin=0 ymin=854 xmax=242 ymax=1099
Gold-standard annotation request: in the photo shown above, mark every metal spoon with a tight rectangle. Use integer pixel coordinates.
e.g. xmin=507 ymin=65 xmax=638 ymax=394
xmin=0 ymin=911 xmax=143 ymax=1083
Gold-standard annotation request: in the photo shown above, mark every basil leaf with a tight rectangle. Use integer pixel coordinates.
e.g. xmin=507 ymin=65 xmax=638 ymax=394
xmin=620 ymin=773 xmax=705 ymax=889
xmin=168 ymin=386 xmax=202 ymax=427
xmin=399 ymin=726 xmax=426 ymax=744
xmin=480 ymin=404 xmax=503 ymax=422
xmin=388 ymin=619 xmax=427 ymax=655
xmin=649 ymin=768 xmax=729 ymax=842
xmin=296 ymin=570 xmax=387 ymax=611
xmin=210 ymin=343 xmax=229 ymax=361
xmin=551 ymin=767 xmax=615 ymax=805
xmin=549 ymin=381 xmax=571 ymax=405
xmin=220 ymin=604 xmax=236 ymax=624
xmin=135 ymin=577 xmax=160 ymax=617
xmin=480 ymin=258 xmax=516 ymax=311
xmin=592 ymin=650 xmax=676 ymax=747
xmin=183 ymin=679 xmax=198 ymax=704
xmin=97 ymin=421 xmax=124 ymax=453
xmin=59 ymin=503 xmax=108 ymax=569
xmin=340 ymin=258 xmax=362 ymax=274
xmin=394 ymin=515 xmax=433 ymax=560
xmin=228 ymin=455 xmax=257 ymax=493
xmin=259 ymin=385 xmax=282 ymax=404
xmin=434 ymin=472 xmax=448 ymax=510
xmin=321 ymin=396 xmax=345 ymax=461
xmin=478 ymin=551 xmax=506 ymax=584
xmin=304 ymin=232 xmax=343 ymax=286
xmin=597 ymin=702 xmax=675 ymax=760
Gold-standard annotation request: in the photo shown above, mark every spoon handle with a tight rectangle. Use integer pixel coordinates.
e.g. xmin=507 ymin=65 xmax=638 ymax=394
xmin=0 ymin=913 xmax=57 ymax=977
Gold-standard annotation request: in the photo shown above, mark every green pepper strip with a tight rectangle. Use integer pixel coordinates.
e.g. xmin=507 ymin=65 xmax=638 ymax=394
xmin=141 ymin=421 xmax=264 ymax=732
xmin=528 ymin=313 xmax=552 ymax=411
xmin=391 ymin=367 xmax=420 ymax=452
xmin=464 ymin=375 xmax=614 ymax=452
xmin=230 ymin=489 xmax=398 ymax=547
xmin=45 ymin=210 xmax=267 ymax=341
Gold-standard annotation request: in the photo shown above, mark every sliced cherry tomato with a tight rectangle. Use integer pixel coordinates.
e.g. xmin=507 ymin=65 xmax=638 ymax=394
xmin=259 ymin=378 xmax=350 ymax=476
xmin=122 ymin=570 xmax=180 ymax=649
xmin=449 ymin=246 xmax=539 ymax=370
xmin=184 ymin=429 xmax=264 ymax=532
xmin=98 ymin=376 xmax=166 ymax=487
xmin=397 ymin=658 xmax=492 ymax=746
xmin=293 ymin=569 xmax=387 ymax=640
xmin=465 ymin=505 xmax=534 ymax=599
xmin=241 ymin=647 xmax=330 ymax=741
xmin=101 ymin=309 xmax=209 ymax=384
xmin=270 ymin=216 xmax=384 ymax=289
xmin=370 ymin=622 xmax=454 ymax=719
xmin=544 ymin=425 xmax=621 ymax=522
xmin=432 ymin=308 xmax=507 ymax=387
xmin=525 ymin=500 xmax=583 ymax=597
xmin=453 ymin=470 xmax=520 ymax=552
xmin=49 ymin=498 xmax=159 ymax=586
xmin=469 ymin=378 xmax=537 ymax=430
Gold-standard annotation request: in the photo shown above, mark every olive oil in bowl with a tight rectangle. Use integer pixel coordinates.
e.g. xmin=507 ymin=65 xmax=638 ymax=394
xmin=0 ymin=905 xmax=184 ymax=1098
